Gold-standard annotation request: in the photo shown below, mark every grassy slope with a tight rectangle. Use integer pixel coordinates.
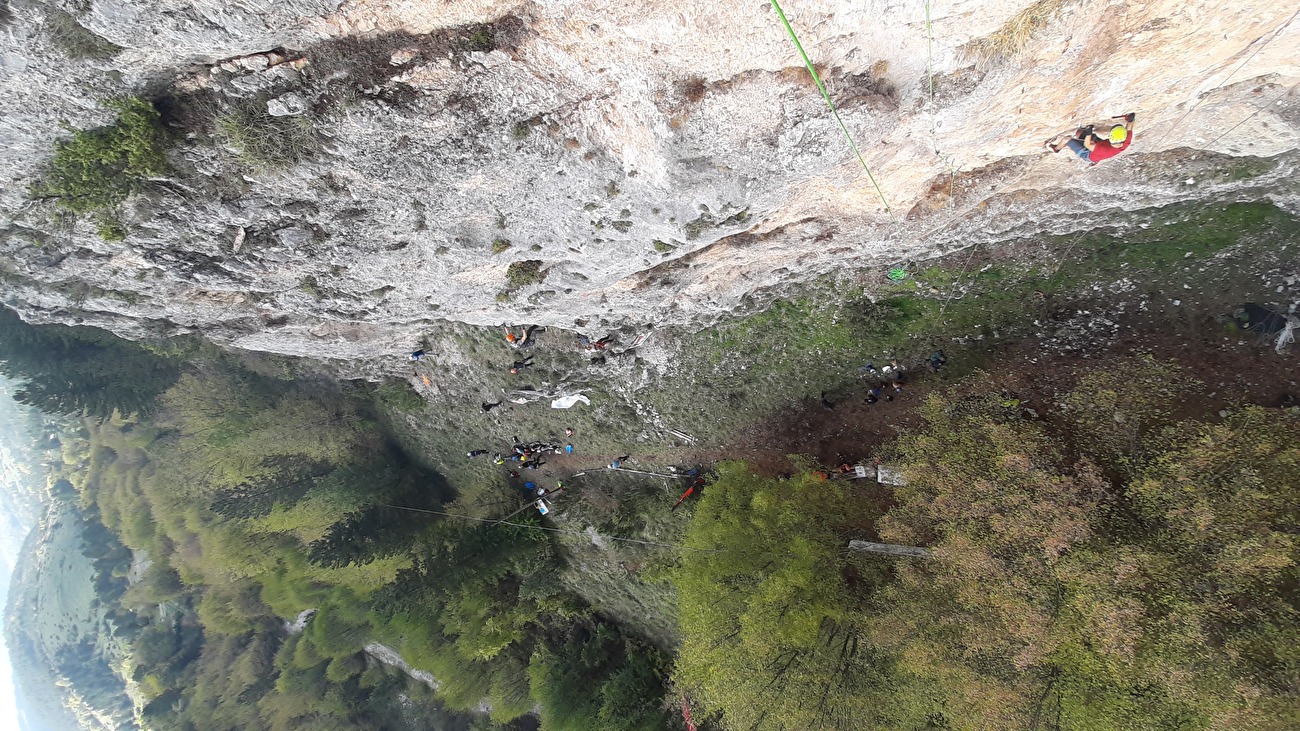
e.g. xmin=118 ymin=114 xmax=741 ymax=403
xmin=641 ymin=200 xmax=1298 ymax=441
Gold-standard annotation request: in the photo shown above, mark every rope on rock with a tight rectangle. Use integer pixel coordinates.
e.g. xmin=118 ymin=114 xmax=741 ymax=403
xmin=925 ymin=0 xmax=935 ymax=110
xmin=1156 ymin=6 xmax=1300 ymax=147
xmin=1203 ymin=80 xmax=1300 ymax=150
xmin=768 ymin=0 xmax=893 ymax=215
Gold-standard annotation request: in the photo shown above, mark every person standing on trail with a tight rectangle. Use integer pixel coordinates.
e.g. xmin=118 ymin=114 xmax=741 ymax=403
xmin=510 ymin=356 xmax=534 ymax=374
xmin=1047 ymin=113 xmax=1135 ymax=165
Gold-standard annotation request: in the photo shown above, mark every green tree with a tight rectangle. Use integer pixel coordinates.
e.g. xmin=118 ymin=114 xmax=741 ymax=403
xmin=673 ymin=462 xmax=910 ymax=731
xmin=158 ymin=371 xmax=378 ymax=490
xmin=0 ymin=307 xmax=180 ymax=417
xmin=1076 ymin=406 xmax=1300 ymax=730
xmin=876 ymin=384 xmax=1111 ymax=728
xmin=528 ymin=621 xmax=672 ymax=731
xmin=875 ymin=373 xmax=1300 ymax=731
xmin=210 ymin=455 xmax=333 ymax=520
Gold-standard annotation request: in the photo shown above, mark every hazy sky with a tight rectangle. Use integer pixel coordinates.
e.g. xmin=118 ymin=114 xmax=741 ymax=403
xmin=0 ymin=600 xmax=16 ymax=730
xmin=0 ymin=479 xmax=23 ymax=731
xmin=0 ymin=388 xmax=35 ymax=729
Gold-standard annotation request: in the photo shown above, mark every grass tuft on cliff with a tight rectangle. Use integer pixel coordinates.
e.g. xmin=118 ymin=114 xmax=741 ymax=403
xmin=962 ymin=0 xmax=1070 ymax=67
xmin=505 ymin=259 xmax=546 ymax=289
xmin=216 ymin=101 xmax=317 ymax=170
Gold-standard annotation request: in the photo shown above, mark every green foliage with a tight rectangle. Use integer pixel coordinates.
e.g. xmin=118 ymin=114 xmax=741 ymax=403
xmin=1060 ymin=357 xmax=1195 ymax=472
xmin=196 ymin=581 xmax=273 ymax=636
xmin=35 ymin=97 xmax=166 ymax=225
xmin=504 ymin=260 xmax=545 ymax=290
xmin=298 ymin=276 xmax=322 ymax=297
xmin=670 ymin=363 xmax=1300 ymax=730
xmin=464 ymin=26 xmax=494 ymax=52
xmin=375 ymin=380 xmax=426 ymax=411
xmin=96 ymin=215 xmax=127 ymax=241
xmin=876 ymin=380 xmax=1114 ymax=727
xmin=682 ymin=212 xmax=712 ymax=240
xmin=491 ymin=238 xmax=513 ymax=254
xmin=68 ymin=391 xmax=490 ymax=729
xmin=45 ymin=329 xmax=682 ymax=730
xmin=528 ymin=622 xmax=671 ymax=731
xmin=216 ymin=100 xmax=317 ymax=169
xmin=673 ymin=462 xmax=910 ymax=730
xmin=158 ymin=371 xmax=379 ymax=489
xmin=0 ymin=307 xmax=181 ymax=418
xmin=873 ymin=371 xmax=1300 ymax=731
xmin=306 ymin=471 xmax=437 ymax=569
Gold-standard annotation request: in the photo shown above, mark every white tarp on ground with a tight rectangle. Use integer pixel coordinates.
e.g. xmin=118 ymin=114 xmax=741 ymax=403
xmin=551 ymin=393 xmax=591 ymax=409
xmin=1277 ymin=315 xmax=1299 ymax=353
xmin=876 ymin=466 xmax=906 ymax=486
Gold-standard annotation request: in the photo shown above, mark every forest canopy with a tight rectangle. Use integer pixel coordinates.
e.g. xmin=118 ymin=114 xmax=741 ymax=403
xmin=0 ymin=307 xmax=180 ymax=417
xmin=39 ymin=341 xmax=673 ymax=730
xmin=675 ymin=363 xmax=1300 ymax=731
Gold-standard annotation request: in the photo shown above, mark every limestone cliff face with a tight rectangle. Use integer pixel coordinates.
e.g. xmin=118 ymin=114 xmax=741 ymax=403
xmin=1 ymin=0 xmax=1298 ymax=360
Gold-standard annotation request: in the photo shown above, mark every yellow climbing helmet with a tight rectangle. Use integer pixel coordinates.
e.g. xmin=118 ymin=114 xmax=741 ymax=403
xmin=1109 ymin=126 xmax=1128 ymax=144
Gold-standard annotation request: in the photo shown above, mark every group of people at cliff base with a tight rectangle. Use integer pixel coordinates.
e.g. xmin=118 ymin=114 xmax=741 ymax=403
xmin=1046 ymin=112 xmax=1136 ymax=165
xmin=851 ymin=351 xmax=946 ymax=404
xmin=467 ymin=437 xmax=573 ymax=469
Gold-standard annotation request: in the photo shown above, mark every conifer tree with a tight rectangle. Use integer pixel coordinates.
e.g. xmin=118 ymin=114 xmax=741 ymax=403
xmin=0 ymin=307 xmax=179 ymax=417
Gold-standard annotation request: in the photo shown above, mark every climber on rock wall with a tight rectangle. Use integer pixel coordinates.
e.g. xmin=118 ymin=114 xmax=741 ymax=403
xmin=1047 ymin=113 xmax=1135 ymax=165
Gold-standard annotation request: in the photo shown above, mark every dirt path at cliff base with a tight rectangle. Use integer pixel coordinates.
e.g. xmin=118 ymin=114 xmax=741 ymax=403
xmin=713 ymin=309 xmax=1297 ymax=478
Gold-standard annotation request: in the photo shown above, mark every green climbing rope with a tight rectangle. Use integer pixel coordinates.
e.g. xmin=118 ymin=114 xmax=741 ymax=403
xmin=924 ymin=0 xmax=934 ymax=108
xmin=768 ymin=0 xmax=892 ymax=214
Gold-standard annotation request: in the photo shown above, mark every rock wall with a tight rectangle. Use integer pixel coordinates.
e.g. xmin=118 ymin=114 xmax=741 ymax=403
xmin=1 ymin=0 xmax=1298 ymax=361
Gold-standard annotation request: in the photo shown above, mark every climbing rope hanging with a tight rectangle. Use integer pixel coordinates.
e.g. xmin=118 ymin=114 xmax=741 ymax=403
xmin=1203 ymin=80 xmax=1300 ymax=149
xmin=765 ymin=0 xmax=1078 ymax=301
xmin=1156 ymin=6 xmax=1300 ymax=146
xmin=924 ymin=0 xmax=935 ymax=111
xmin=768 ymin=0 xmax=893 ymax=215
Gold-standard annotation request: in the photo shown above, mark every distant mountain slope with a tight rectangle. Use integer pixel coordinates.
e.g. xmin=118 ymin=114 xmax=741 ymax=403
xmin=5 ymin=498 xmax=136 ymax=731
xmin=5 ymin=521 xmax=85 ymax=731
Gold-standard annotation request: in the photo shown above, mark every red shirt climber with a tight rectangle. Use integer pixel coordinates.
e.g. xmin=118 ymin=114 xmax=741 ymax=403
xmin=1047 ymin=112 xmax=1135 ymax=166
xmin=1086 ymin=133 xmax=1132 ymax=163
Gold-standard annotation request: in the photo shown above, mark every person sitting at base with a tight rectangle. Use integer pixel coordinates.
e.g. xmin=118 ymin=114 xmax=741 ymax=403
xmin=1047 ymin=113 xmax=1135 ymax=165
